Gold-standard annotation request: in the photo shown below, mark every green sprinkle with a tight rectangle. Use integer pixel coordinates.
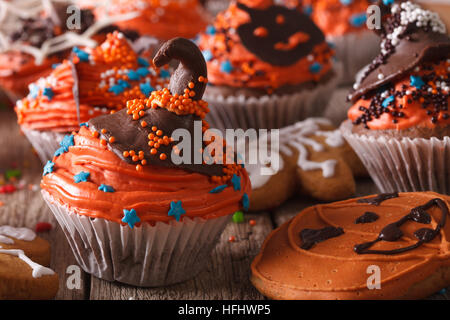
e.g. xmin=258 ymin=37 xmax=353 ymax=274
xmin=232 ymin=211 xmax=245 ymax=224
xmin=5 ymin=169 xmax=21 ymax=180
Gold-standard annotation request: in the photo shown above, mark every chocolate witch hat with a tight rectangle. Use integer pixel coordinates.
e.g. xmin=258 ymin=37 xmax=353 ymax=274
xmin=349 ymin=1 xmax=450 ymax=102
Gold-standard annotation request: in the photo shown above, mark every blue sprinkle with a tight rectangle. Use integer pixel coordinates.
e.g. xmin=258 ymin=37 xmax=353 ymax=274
xmin=137 ymin=68 xmax=150 ymax=77
xmin=59 ymin=135 xmax=74 ymax=152
xmin=98 ymin=184 xmax=115 ymax=193
xmin=122 ymin=209 xmax=140 ymax=228
xmin=137 ymin=57 xmax=149 ymax=67
xmin=383 ymin=0 xmax=394 ymax=5
xmin=303 ymin=5 xmax=313 ymax=16
xmin=28 ymin=84 xmax=39 ymax=99
xmin=439 ymin=288 xmax=447 ymax=295
xmin=54 ymin=147 xmax=66 ymax=157
xmin=52 ymin=63 xmax=61 ymax=69
xmin=43 ymin=161 xmax=54 ymax=176
xmin=309 ymin=62 xmax=322 ymax=74
xmin=117 ymin=79 xmax=131 ymax=89
xmin=410 ymin=75 xmax=425 ymax=89
xmin=80 ymin=122 xmax=89 ymax=127
xmin=160 ymin=69 xmax=170 ymax=79
xmin=340 ymin=0 xmax=353 ymax=5
xmin=326 ymin=41 xmax=336 ymax=49
xmin=140 ymin=83 xmax=154 ymax=97
xmin=74 ymin=171 xmax=90 ymax=183
xmin=382 ymin=95 xmax=395 ymax=108
xmin=168 ymin=200 xmax=186 ymax=222
xmin=231 ymin=174 xmax=241 ymax=191
xmin=242 ymin=193 xmax=250 ymax=212
xmin=206 ymin=25 xmax=216 ymax=35
xmin=220 ymin=60 xmax=233 ymax=74
xmin=72 ymin=46 xmax=90 ymax=62
xmin=202 ymin=50 xmax=213 ymax=62
xmin=350 ymin=13 xmax=367 ymax=27
xmin=43 ymin=87 xmax=54 ymax=101
xmin=127 ymin=70 xmax=141 ymax=81
xmin=209 ymin=185 xmax=227 ymax=194
xmin=109 ymin=84 xmax=125 ymax=95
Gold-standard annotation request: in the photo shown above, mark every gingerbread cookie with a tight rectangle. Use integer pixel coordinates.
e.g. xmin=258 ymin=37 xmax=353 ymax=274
xmin=241 ymin=118 xmax=366 ymax=211
xmin=0 ymin=225 xmax=58 ymax=299
xmin=251 ymin=192 xmax=450 ymax=300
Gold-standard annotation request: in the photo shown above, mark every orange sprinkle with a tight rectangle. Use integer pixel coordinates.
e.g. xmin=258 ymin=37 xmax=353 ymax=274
xmin=159 ymin=153 xmax=167 ymax=160
xmin=136 ymin=164 xmax=143 ymax=171
xmin=109 ymin=137 xmax=116 ymax=143
xmin=92 ymin=131 xmax=99 ymax=138
xmin=151 ymin=148 xmax=157 ymax=155
xmin=123 ymin=151 xmax=130 ymax=157
xmin=141 ymin=121 xmax=147 ymax=127
xmin=132 ymin=155 xmax=139 ymax=162
xmin=156 ymin=130 xmax=163 ymax=136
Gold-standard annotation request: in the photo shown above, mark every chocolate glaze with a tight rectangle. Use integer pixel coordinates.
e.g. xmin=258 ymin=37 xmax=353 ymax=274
xmin=357 ymin=192 xmax=399 ymax=206
xmin=153 ymin=37 xmax=207 ymax=101
xmin=355 ymin=212 xmax=379 ymax=224
xmin=300 ymin=226 xmax=344 ymax=250
xmin=236 ymin=2 xmax=325 ymax=66
xmin=349 ymin=26 xmax=450 ymax=102
xmin=354 ymin=198 xmax=448 ymax=255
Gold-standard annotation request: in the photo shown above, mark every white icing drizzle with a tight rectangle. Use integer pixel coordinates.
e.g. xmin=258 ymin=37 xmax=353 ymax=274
xmin=0 ymin=0 xmax=140 ymax=65
xmin=0 ymin=225 xmax=55 ymax=278
xmin=241 ymin=118 xmax=345 ymax=189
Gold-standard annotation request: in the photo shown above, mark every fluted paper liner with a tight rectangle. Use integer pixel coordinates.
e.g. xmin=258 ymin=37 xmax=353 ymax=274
xmin=205 ymin=62 xmax=342 ymax=131
xmin=328 ymin=31 xmax=380 ymax=85
xmin=22 ymin=128 xmax=66 ymax=163
xmin=340 ymin=120 xmax=450 ymax=194
xmin=42 ymin=191 xmax=230 ymax=287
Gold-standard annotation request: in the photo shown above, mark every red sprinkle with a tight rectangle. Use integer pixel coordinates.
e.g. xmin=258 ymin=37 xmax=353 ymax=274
xmin=0 ymin=184 xmax=17 ymax=194
xmin=228 ymin=236 xmax=236 ymax=242
xmin=249 ymin=219 xmax=256 ymax=226
xmin=35 ymin=222 xmax=52 ymax=233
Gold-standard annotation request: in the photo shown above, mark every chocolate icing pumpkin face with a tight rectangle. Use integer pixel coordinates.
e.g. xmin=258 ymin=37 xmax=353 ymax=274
xmin=236 ymin=2 xmax=325 ymax=66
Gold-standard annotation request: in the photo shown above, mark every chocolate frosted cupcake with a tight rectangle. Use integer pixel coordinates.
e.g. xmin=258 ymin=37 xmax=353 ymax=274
xmin=340 ymin=2 xmax=450 ymax=193
xmin=15 ymin=31 xmax=168 ymax=163
xmin=198 ymin=0 xmax=341 ymax=130
xmin=41 ymin=38 xmax=251 ymax=286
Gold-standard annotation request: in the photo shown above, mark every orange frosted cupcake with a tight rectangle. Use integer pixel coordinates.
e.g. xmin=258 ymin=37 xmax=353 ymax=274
xmin=15 ymin=31 xmax=169 ymax=163
xmin=41 ymin=38 xmax=251 ymax=286
xmin=340 ymin=2 xmax=450 ymax=193
xmin=198 ymin=0 xmax=340 ymax=130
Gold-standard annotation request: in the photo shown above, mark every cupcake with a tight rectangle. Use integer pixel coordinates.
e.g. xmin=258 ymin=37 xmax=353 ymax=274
xmin=198 ymin=0 xmax=341 ymax=131
xmin=300 ymin=0 xmax=382 ymax=84
xmin=15 ymin=31 xmax=169 ymax=163
xmin=81 ymin=0 xmax=210 ymax=42
xmin=340 ymin=2 xmax=450 ymax=194
xmin=40 ymin=37 xmax=251 ymax=286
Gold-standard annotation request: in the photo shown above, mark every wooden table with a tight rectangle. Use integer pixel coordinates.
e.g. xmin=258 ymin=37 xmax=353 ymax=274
xmin=1 ymin=108 xmax=448 ymax=300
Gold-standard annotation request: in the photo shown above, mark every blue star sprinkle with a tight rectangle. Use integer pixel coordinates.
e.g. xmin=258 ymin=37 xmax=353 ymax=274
xmin=242 ymin=193 xmax=250 ymax=212
xmin=43 ymin=161 xmax=54 ymax=176
xmin=28 ymin=84 xmax=39 ymax=99
xmin=52 ymin=63 xmax=61 ymax=69
xmin=74 ymin=171 xmax=90 ymax=183
xmin=309 ymin=62 xmax=322 ymax=74
xmin=127 ymin=70 xmax=141 ymax=81
xmin=382 ymin=95 xmax=395 ymax=108
xmin=202 ymin=50 xmax=213 ymax=62
xmin=168 ymin=201 xmax=186 ymax=222
xmin=80 ymin=122 xmax=89 ymax=127
xmin=231 ymin=174 xmax=241 ymax=191
xmin=137 ymin=68 xmax=150 ymax=78
xmin=43 ymin=87 xmax=54 ymax=100
xmin=410 ymin=75 xmax=425 ymax=89
xmin=140 ymin=83 xmax=154 ymax=96
xmin=72 ymin=47 xmax=90 ymax=62
xmin=117 ymin=79 xmax=131 ymax=89
xmin=98 ymin=184 xmax=115 ymax=193
xmin=160 ymin=69 xmax=170 ymax=79
xmin=60 ymin=135 xmax=74 ymax=152
xmin=303 ymin=5 xmax=313 ymax=15
xmin=137 ymin=57 xmax=149 ymax=67
xmin=220 ymin=60 xmax=233 ymax=74
xmin=349 ymin=13 xmax=366 ymax=27
xmin=108 ymin=84 xmax=125 ymax=95
xmin=383 ymin=0 xmax=394 ymax=5
xmin=122 ymin=209 xmax=140 ymax=228
xmin=209 ymin=185 xmax=227 ymax=194
xmin=340 ymin=0 xmax=353 ymax=5
xmin=54 ymin=147 xmax=65 ymax=157
xmin=206 ymin=25 xmax=216 ymax=35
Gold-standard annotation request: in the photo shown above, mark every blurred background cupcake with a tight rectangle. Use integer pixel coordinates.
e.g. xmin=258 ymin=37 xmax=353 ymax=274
xmin=341 ymin=2 xmax=450 ymax=193
xmin=198 ymin=0 xmax=341 ymax=131
xmin=41 ymin=38 xmax=251 ymax=286
xmin=15 ymin=31 xmax=169 ymax=163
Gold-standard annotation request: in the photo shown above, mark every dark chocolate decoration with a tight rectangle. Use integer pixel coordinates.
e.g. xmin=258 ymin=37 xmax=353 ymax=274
xmin=354 ymin=198 xmax=449 ymax=255
xmin=300 ymin=226 xmax=344 ymax=250
xmin=357 ymin=192 xmax=399 ymax=206
xmin=355 ymin=212 xmax=379 ymax=224
xmin=88 ymin=108 xmax=224 ymax=177
xmin=236 ymin=2 xmax=325 ymax=66
xmin=349 ymin=26 xmax=450 ymax=102
xmin=153 ymin=37 xmax=207 ymax=101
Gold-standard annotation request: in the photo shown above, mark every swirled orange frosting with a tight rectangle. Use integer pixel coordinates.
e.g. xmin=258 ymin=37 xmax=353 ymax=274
xmin=198 ymin=2 xmax=334 ymax=91
xmin=348 ymin=59 xmax=450 ymax=130
xmin=251 ymin=192 xmax=450 ymax=300
xmin=94 ymin=0 xmax=209 ymax=41
xmin=15 ymin=32 xmax=168 ymax=132
xmin=41 ymin=126 xmax=251 ymax=224
xmin=305 ymin=0 xmax=372 ymax=36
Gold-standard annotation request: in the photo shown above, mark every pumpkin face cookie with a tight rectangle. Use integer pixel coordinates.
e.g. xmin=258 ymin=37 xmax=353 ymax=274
xmin=243 ymin=118 xmax=366 ymax=211
xmin=0 ymin=226 xmax=58 ymax=299
xmin=251 ymin=192 xmax=450 ymax=300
